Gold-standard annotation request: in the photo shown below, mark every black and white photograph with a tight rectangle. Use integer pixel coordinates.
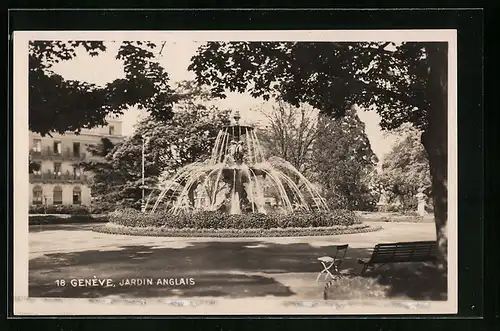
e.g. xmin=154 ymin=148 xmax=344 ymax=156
xmin=13 ymin=30 xmax=458 ymax=315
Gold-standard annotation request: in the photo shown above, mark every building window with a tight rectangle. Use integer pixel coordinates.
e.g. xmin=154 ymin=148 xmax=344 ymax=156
xmin=32 ymin=186 xmax=43 ymax=205
xmin=53 ymin=141 xmax=62 ymax=154
xmin=54 ymin=162 xmax=62 ymax=177
xmin=53 ymin=186 xmax=63 ymax=205
xmin=73 ymin=166 xmax=81 ymax=179
xmin=33 ymin=139 xmax=41 ymax=152
xmin=73 ymin=142 xmax=81 ymax=156
xmin=72 ymin=187 xmax=82 ymax=205
xmin=109 ymin=125 xmax=115 ymax=135
xmin=29 ymin=161 xmax=41 ymax=175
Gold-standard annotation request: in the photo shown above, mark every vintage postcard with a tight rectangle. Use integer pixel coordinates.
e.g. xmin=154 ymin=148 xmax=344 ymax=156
xmin=13 ymin=29 xmax=457 ymax=315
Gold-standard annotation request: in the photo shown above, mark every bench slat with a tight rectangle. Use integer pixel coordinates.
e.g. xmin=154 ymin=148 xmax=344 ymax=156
xmin=372 ymin=254 xmax=435 ymax=259
xmin=375 ymin=241 xmax=436 ymax=247
xmin=376 ymin=245 xmax=436 ymax=248
xmin=373 ymin=250 xmax=436 ymax=254
xmin=373 ymin=255 xmax=436 ymax=260
xmin=373 ymin=248 xmax=436 ymax=253
xmin=373 ymin=250 xmax=436 ymax=256
xmin=376 ymin=248 xmax=435 ymax=251
xmin=373 ymin=253 xmax=436 ymax=259
xmin=371 ymin=257 xmax=435 ymax=261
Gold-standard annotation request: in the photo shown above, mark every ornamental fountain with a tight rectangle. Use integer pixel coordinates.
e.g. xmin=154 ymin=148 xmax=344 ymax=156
xmin=146 ymin=111 xmax=328 ymax=215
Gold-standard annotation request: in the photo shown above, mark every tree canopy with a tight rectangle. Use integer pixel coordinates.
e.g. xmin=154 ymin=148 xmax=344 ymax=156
xmin=257 ymin=101 xmax=318 ymax=175
xmin=189 ymin=42 xmax=439 ymax=130
xmin=255 ymin=101 xmax=378 ymax=210
xmin=80 ymin=82 xmax=231 ymax=209
xmin=189 ymin=41 xmax=449 ymax=266
xmin=29 ymin=40 xmax=178 ymax=136
xmin=311 ymin=107 xmax=379 ymax=211
xmin=377 ymin=125 xmax=432 ymax=211
xmin=78 ymin=137 xmax=126 ymax=206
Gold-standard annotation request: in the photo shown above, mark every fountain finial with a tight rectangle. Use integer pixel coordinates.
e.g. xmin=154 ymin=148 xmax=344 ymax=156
xmin=233 ymin=111 xmax=241 ymax=124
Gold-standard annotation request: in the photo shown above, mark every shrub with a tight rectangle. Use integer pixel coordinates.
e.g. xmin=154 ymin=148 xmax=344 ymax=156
xmin=29 ymin=204 xmax=91 ymax=215
xmin=108 ymin=208 xmax=362 ymax=230
xmin=324 ymin=191 xmax=379 ymax=212
xmin=323 ymin=274 xmax=388 ymax=300
xmin=386 ymin=204 xmax=403 ymax=213
xmin=29 ymin=214 xmax=107 ymax=225
xmin=89 ymin=201 xmax=117 ymax=214
xmin=402 ymin=210 xmax=420 ymax=217
xmin=29 ymin=202 xmax=118 ymax=215
xmin=323 ymin=263 xmax=447 ymax=301
xmin=379 ymin=215 xmax=425 ymax=223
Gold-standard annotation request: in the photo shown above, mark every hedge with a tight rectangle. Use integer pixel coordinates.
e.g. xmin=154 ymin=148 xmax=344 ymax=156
xmin=378 ymin=215 xmax=430 ymax=223
xmin=108 ymin=208 xmax=362 ymax=230
xmin=29 ymin=202 xmax=117 ymax=215
xmin=94 ymin=223 xmax=382 ymax=238
xmin=29 ymin=215 xmax=108 ymax=225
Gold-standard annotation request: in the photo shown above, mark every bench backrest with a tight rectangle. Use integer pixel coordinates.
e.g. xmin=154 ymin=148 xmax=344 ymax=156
xmin=370 ymin=241 xmax=437 ymax=263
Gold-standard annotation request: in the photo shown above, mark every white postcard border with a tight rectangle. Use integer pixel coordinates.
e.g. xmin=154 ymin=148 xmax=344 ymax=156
xmin=13 ymin=29 xmax=458 ymax=316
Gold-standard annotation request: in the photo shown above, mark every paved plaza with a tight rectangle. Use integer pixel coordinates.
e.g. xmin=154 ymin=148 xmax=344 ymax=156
xmin=29 ymin=221 xmax=437 ymax=301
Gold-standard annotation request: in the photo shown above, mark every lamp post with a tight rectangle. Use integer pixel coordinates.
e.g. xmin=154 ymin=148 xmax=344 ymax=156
xmin=140 ymin=135 xmax=150 ymax=213
xmin=141 ymin=136 xmax=145 ymax=212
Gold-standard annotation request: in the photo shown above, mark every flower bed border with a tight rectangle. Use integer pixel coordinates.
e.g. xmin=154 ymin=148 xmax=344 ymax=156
xmin=376 ymin=216 xmax=434 ymax=223
xmin=93 ymin=223 xmax=382 ymax=238
xmin=29 ymin=215 xmax=108 ymax=226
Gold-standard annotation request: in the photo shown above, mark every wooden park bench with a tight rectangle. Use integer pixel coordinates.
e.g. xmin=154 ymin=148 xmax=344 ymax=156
xmin=357 ymin=240 xmax=438 ymax=275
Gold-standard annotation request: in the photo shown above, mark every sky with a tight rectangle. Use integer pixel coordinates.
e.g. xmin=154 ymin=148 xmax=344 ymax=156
xmin=51 ymin=40 xmax=398 ymax=162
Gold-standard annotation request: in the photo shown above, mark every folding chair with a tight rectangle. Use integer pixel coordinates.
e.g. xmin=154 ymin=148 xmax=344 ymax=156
xmin=316 ymin=244 xmax=349 ymax=282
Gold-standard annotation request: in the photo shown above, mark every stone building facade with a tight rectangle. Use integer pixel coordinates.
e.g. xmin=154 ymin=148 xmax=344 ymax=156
xmin=29 ymin=118 xmax=124 ymax=206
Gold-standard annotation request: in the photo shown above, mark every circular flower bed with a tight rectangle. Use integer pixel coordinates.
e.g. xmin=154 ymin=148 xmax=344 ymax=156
xmin=94 ymin=223 xmax=382 ymax=238
xmin=94 ymin=208 xmax=382 ymax=237
xmin=109 ymin=208 xmax=362 ymax=229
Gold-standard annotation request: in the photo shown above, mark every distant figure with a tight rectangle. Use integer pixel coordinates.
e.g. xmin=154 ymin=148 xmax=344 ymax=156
xmin=416 ymin=191 xmax=427 ymax=216
xmin=228 ymin=140 xmax=244 ymax=163
xmin=234 ymin=141 xmax=244 ymax=162
xmin=228 ymin=140 xmax=237 ymax=156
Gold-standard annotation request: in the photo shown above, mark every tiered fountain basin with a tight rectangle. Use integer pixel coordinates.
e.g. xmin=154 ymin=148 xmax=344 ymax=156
xmin=96 ymin=111 xmax=381 ymax=237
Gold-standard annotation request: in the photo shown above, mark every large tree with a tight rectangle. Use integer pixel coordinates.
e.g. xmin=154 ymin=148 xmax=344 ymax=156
xmin=29 ymin=40 xmax=178 ymax=136
xmin=257 ymin=101 xmax=318 ymax=175
xmin=378 ymin=125 xmax=432 ymax=211
xmin=311 ymin=107 xmax=379 ymax=211
xmin=256 ymin=101 xmax=377 ymax=210
xmin=189 ymin=41 xmax=449 ymax=267
xmin=78 ymin=137 xmax=128 ymax=207
xmin=81 ymin=83 xmax=231 ymax=209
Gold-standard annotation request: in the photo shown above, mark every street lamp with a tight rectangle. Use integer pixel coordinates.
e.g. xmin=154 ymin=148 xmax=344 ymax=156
xmin=140 ymin=135 xmax=150 ymax=212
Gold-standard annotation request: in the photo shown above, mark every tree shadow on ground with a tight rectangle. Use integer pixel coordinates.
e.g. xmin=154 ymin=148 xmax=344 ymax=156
xmin=367 ymin=263 xmax=447 ymax=300
xmin=29 ymin=273 xmax=294 ymax=299
xmin=29 ymin=241 xmax=447 ymax=300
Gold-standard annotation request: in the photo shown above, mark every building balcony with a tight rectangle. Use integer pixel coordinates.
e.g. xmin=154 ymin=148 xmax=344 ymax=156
xmin=30 ymin=148 xmax=87 ymax=161
xmin=30 ymin=172 xmax=89 ymax=184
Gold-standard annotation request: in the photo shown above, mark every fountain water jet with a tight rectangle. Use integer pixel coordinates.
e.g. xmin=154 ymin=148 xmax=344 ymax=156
xmin=149 ymin=110 xmax=328 ymax=215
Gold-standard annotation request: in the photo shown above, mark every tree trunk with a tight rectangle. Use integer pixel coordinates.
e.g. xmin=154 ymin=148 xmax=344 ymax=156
xmin=421 ymin=43 xmax=449 ymax=270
